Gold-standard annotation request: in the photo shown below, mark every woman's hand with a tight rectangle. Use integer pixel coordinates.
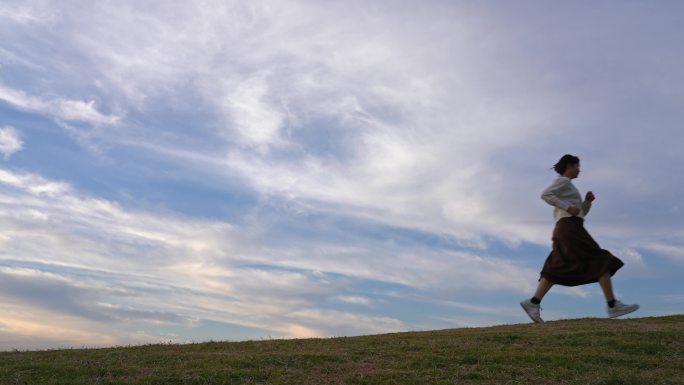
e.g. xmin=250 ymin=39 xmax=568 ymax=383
xmin=567 ymin=207 xmax=581 ymax=216
xmin=585 ymin=191 xmax=595 ymax=202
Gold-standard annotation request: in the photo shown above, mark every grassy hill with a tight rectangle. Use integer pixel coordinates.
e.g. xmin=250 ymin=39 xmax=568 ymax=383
xmin=2 ymin=315 xmax=683 ymax=385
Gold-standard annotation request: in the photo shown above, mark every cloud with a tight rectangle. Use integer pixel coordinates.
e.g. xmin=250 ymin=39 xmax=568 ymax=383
xmin=6 ymin=0 xmax=669 ymax=248
xmin=224 ymin=74 xmax=288 ymax=150
xmin=0 ymin=165 xmax=542 ymax=350
xmin=285 ymin=309 xmax=405 ymax=337
xmin=0 ymin=266 xmax=171 ymax=324
xmin=0 ymin=85 xmax=121 ymax=126
xmin=641 ymin=242 xmax=684 ymax=264
xmin=0 ymin=168 xmax=70 ymax=196
xmin=144 ymin=1 xmax=561 ymax=243
xmin=335 ymin=296 xmax=372 ymax=306
xmin=0 ymin=309 xmax=121 ymax=351
xmin=615 ymin=247 xmax=646 ymax=266
xmin=1 ymin=2 xmax=682 ymax=247
xmin=0 ymin=126 xmax=23 ymax=159
xmin=0 ymin=0 xmax=59 ymax=25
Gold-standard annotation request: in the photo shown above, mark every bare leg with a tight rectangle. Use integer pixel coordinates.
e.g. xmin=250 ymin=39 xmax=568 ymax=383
xmin=533 ymin=277 xmax=554 ymax=301
xmin=598 ymin=272 xmax=615 ymax=301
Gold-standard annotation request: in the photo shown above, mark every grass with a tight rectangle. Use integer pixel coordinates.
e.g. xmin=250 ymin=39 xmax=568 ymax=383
xmin=1 ymin=315 xmax=683 ymax=384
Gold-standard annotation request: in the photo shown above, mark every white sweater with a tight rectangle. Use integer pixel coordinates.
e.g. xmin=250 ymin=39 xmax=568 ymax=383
xmin=541 ymin=176 xmax=592 ymax=222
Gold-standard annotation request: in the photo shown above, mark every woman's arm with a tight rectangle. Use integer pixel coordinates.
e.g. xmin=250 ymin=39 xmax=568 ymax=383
xmin=582 ymin=191 xmax=595 ymax=216
xmin=540 ymin=177 xmax=572 ymax=211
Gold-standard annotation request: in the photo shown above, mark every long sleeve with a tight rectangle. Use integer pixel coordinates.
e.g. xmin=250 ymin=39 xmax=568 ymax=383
xmin=581 ymin=199 xmax=592 ymax=216
xmin=540 ymin=177 xmax=573 ymax=211
xmin=541 ymin=177 xmax=590 ymax=222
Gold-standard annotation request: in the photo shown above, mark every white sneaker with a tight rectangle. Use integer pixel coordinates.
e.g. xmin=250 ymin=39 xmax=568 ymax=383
xmin=520 ymin=299 xmax=544 ymax=323
xmin=607 ymin=300 xmax=639 ymax=319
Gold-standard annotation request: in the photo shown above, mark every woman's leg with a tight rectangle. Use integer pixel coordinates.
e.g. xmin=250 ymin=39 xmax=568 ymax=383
xmin=534 ymin=277 xmax=554 ymax=301
xmin=521 ymin=277 xmax=553 ymax=323
xmin=600 ymin=271 xmax=640 ymax=317
xmin=598 ymin=272 xmax=615 ymax=301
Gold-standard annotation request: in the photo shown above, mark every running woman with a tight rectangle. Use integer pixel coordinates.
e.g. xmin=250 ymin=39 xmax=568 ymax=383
xmin=521 ymin=154 xmax=639 ymax=323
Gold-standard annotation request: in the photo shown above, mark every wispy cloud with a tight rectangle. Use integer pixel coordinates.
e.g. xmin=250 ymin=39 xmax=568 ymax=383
xmin=0 ymin=126 xmax=22 ymax=159
xmin=0 ymin=85 xmax=121 ymax=126
xmin=0 ymin=0 xmax=59 ymax=25
xmin=0 ymin=166 xmax=539 ymax=349
xmin=6 ymin=0 xmax=675 ymax=248
xmin=335 ymin=296 xmax=372 ymax=306
xmin=641 ymin=242 xmax=684 ymax=264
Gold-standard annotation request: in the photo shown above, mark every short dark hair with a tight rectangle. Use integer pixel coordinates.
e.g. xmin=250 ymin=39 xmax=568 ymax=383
xmin=553 ymin=154 xmax=580 ymax=175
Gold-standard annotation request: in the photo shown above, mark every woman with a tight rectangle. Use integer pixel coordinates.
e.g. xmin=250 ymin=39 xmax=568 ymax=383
xmin=520 ymin=154 xmax=639 ymax=323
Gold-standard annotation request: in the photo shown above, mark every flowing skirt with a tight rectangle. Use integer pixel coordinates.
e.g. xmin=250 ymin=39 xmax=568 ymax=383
xmin=540 ymin=217 xmax=623 ymax=286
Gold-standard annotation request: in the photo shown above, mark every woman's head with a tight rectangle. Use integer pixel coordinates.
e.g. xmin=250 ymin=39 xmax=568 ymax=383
xmin=553 ymin=154 xmax=580 ymax=177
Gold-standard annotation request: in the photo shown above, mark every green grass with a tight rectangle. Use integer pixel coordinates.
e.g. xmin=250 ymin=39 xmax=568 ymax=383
xmin=2 ymin=315 xmax=683 ymax=384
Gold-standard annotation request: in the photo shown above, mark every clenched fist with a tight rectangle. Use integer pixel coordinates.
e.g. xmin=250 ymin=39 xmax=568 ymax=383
xmin=585 ymin=191 xmax=595 ymax=202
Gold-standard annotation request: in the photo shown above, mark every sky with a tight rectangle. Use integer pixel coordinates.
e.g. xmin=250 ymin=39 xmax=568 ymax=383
xmin=0 ymin=1 xmax=683 ymax=351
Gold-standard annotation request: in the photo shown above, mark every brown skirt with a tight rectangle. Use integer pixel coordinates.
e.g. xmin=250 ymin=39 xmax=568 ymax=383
xmin=540 ymin=217 xmax=623 ymax=287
